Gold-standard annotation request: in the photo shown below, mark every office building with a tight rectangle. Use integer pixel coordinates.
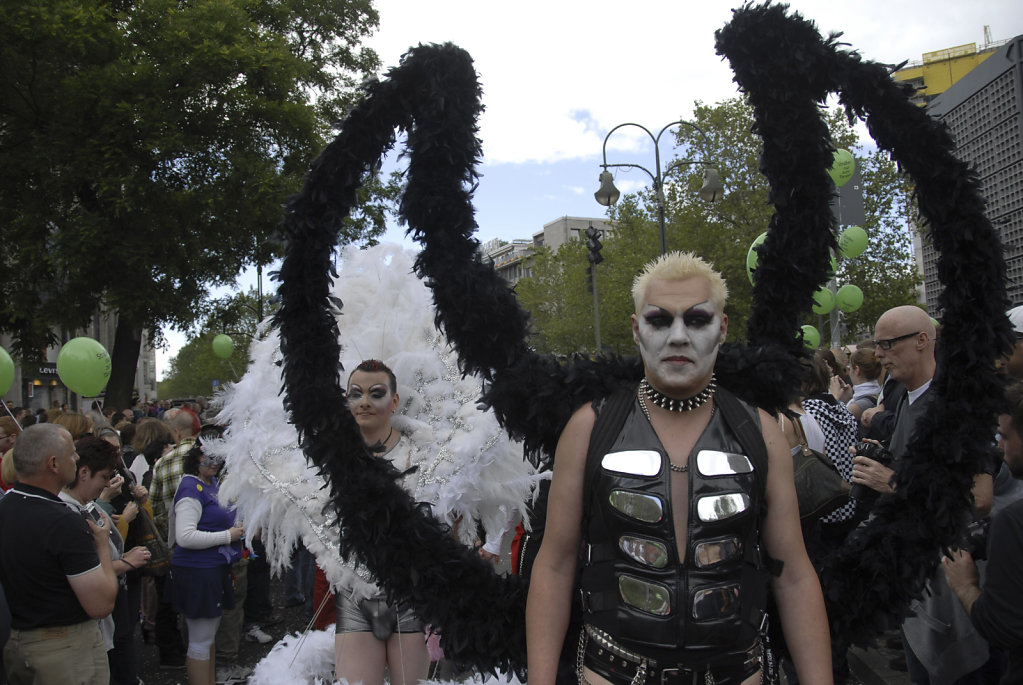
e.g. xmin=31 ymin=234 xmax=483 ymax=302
xmin=914 ymin=35 xmax=1023 ymax=311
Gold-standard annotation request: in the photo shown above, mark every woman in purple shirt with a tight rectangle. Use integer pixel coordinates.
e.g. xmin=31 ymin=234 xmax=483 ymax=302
xmin=165 ymin=427 xmax=243 ymax=685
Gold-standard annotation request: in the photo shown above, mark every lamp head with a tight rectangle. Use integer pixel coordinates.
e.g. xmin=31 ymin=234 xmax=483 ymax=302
xmin=594 ymin=170 xmax=621 ymax=207
xmin=698 ymin=167 xmax=724 ymax=202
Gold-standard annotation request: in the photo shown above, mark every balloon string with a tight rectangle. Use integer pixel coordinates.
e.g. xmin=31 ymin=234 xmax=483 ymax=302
xmin=1 ymin=403 xmax=22 ymax=433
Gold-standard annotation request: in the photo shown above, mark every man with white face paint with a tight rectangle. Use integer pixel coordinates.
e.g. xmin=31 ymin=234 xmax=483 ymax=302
xmin=526 ymin=252 xmax=832 ymax=685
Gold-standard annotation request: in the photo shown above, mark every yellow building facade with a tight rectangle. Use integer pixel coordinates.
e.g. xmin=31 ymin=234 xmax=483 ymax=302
xmin=895 ymin=42 xmax=999 ymax=106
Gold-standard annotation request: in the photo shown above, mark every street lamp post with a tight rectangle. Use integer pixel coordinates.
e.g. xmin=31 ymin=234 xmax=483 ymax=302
xmin=594 ymin=121 xmax=723 ymax=255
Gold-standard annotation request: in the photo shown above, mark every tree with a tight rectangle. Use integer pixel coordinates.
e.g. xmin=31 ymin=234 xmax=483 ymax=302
xmin=515 ymin=244 xmax=584 ymax=354
xmin=516 ymin=98 xmax=920 ymax=353
xmin=670 ymin=102 xmax=919 ymax=344
xmin=157 ymin=333 xmax=242 ymax=400
xmin=158 ymin=288 xmax=270 ymax=399
xmin=515 ymin=202 xmax=657 ymax=355
xmin=833 ymin=148 xmax=920 ymax=340
xmin=0 ymin=0 xmax=386 ymax=409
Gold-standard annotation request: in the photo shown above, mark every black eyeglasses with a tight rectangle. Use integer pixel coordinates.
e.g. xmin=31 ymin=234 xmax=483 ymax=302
xmin=873 ymin=331 xmax=920 ymax=350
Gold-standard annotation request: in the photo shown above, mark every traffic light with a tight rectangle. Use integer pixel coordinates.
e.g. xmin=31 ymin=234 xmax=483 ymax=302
xmin=585 ymin=225 xmax=603 ymax=265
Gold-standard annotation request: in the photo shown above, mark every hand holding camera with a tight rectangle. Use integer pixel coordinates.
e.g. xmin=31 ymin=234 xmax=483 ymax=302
xmin=850 ymin=440 xmax=895 ymax=506
xmin=82 ymin=501 xmax=110 ymax=541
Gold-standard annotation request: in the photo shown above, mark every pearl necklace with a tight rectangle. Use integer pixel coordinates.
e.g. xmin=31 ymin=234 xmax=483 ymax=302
xmin=639 ymin=376 xmax=716 ymax=413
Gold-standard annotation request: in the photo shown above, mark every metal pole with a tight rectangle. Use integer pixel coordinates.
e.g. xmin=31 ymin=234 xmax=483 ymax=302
xmin=591 ymin=267 xmax=602 ymax=351
xmin=829 ymin=277 xmax=839 ymax=347
xmin=657 ymin=199 xmax=667 ymax=256
xmin=257 ymin=263 xmax=264 ymax=321
xmin=653 ymin=134 xmax=666 ymax=256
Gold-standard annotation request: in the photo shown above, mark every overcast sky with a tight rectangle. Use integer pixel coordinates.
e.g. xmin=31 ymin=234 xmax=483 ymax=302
xmin=370 ymin=0 xmax=1017 ymax=166
xmin=157 ymin=0 xmax=1022 ymax=377
xmin=365 ymin=0 xmax=1021 ymax=245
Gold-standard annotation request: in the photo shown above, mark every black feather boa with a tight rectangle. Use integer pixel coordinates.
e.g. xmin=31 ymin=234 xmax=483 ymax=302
xmin=717 ymin=2 xmax=1012 ymax=651
xmin=271 ymin=3 xmax=1011 ymax=676
xmin=275 ymin=45 xmax=529 ymax=676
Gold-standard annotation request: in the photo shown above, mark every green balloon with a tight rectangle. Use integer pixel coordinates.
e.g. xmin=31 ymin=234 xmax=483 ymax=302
xmin=57 ymin=337 xmax=111 ymax=397
xmin=0 ymin=347 xmax=14 ymax=396
xmin=839 ymin=225 xmax=868 ymax=259
xmin=930 ymin=317 xmax=940 ymax=329
xmin=812 ymin=287 xmax=835 ymax=315
xmin=836 ymin=284 xmax=864 ymax=313
xmin=746 ymin=232 xmax=768 ymax=284
xmin=212 ymin=334 xmax=234 ymax=359
xmin=828 ymin=253 xmax=838 ymax=278
xmin=828 ymin=148 xmax=855 ymax=187
xmin=801 ymin=325 xmax=821 ymax=348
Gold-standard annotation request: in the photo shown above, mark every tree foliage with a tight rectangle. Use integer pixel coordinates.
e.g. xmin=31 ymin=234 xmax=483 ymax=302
xmin=0 ymin=0 xmax=386 ymax=407
xmin=158 ymin=288 xmax=270 ymax=399
xmin=516 ymin=98 xmax=921 ymax=354
xmin=157 ymin=332 xmax=242 ymax=400
xmin=833 ymin=148 xmax=920 ymax=340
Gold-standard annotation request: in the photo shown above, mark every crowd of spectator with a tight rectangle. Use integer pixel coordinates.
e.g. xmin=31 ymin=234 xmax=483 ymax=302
xmin=0 ymin=397 xmax=282 ymax=685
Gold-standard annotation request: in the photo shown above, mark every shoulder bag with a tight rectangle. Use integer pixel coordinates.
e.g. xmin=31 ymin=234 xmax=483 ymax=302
xmin=790 ymin=414 xmax=850 ymax=521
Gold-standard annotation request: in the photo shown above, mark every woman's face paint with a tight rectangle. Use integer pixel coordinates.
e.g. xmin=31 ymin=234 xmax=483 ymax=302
xmin=347 ymin=370 xmax=398 ymax=435
xmin=199 ymin=453 xmax=225 ymax=470
xmin=632 ymin=277 xmax=726 ymax=395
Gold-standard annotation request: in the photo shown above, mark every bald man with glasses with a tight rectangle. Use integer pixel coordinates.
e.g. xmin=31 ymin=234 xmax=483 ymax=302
xmin=851 ymin=307 xmax=936 ymax=501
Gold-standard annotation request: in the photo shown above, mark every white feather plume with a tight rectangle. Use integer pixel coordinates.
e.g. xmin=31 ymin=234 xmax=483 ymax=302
xmin=209 ymin=243 xmax=540 ymax=600
xmin=249 ymin=626 xmax=525 ymax=685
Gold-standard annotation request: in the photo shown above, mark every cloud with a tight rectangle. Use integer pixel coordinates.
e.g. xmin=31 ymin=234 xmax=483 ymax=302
xmin=615 ymin=179 xmax=648 ymax=195
xmin=369 ymin=0 xmax=1022 ymax=167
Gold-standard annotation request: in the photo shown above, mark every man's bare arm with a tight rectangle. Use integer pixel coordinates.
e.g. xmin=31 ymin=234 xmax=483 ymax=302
xmin=526 ymin=404 xmax=593 ymax=685
xmin=68 ymin=516 xmax=118 ymax=619
xmin=759 ymin=409 xmax=833 ymax=684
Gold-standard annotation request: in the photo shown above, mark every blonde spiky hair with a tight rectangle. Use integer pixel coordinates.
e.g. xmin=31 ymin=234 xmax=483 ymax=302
xmin=631 ymin=251 xmax=728 ymax=314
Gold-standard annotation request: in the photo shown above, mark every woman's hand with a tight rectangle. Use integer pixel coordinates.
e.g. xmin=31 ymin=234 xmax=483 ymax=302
xmin=123 ymin=545 xmax=150 ymax=570
xmin=829 ymin=375 xmax=853 ymax=403
xmin=131 ymin=484 xmax=149 ymax=504
xmin=229 ymin=525 xmax=245 ymax=543
xmin=100 ymin=474 xmax=125 ymax=502
xmin=121 ymin=501 xmax=139 ymax=525
xmin=860 ymin=406 xmax=882 ymax=428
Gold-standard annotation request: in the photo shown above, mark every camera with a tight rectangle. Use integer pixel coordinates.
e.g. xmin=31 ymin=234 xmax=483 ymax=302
xmin=82 ymin=501 xmax=106 ymax=526
xmin=849 ymin=440 xmax=893 ymax=507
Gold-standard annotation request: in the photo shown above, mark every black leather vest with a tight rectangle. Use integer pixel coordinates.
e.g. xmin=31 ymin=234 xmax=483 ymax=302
xmin=579 ymin=398 xmax=767 ymax=655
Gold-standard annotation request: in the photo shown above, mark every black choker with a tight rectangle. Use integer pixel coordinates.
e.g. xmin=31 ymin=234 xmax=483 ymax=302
xmin=367 ymin=427 xmax=394 ymax=454
xmin=639 ymin=376 xmax=716 ymax=412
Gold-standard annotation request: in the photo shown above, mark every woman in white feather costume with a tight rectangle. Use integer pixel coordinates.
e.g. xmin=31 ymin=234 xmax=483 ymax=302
xmin=207 ymin=243 xmax=540 ymax=684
